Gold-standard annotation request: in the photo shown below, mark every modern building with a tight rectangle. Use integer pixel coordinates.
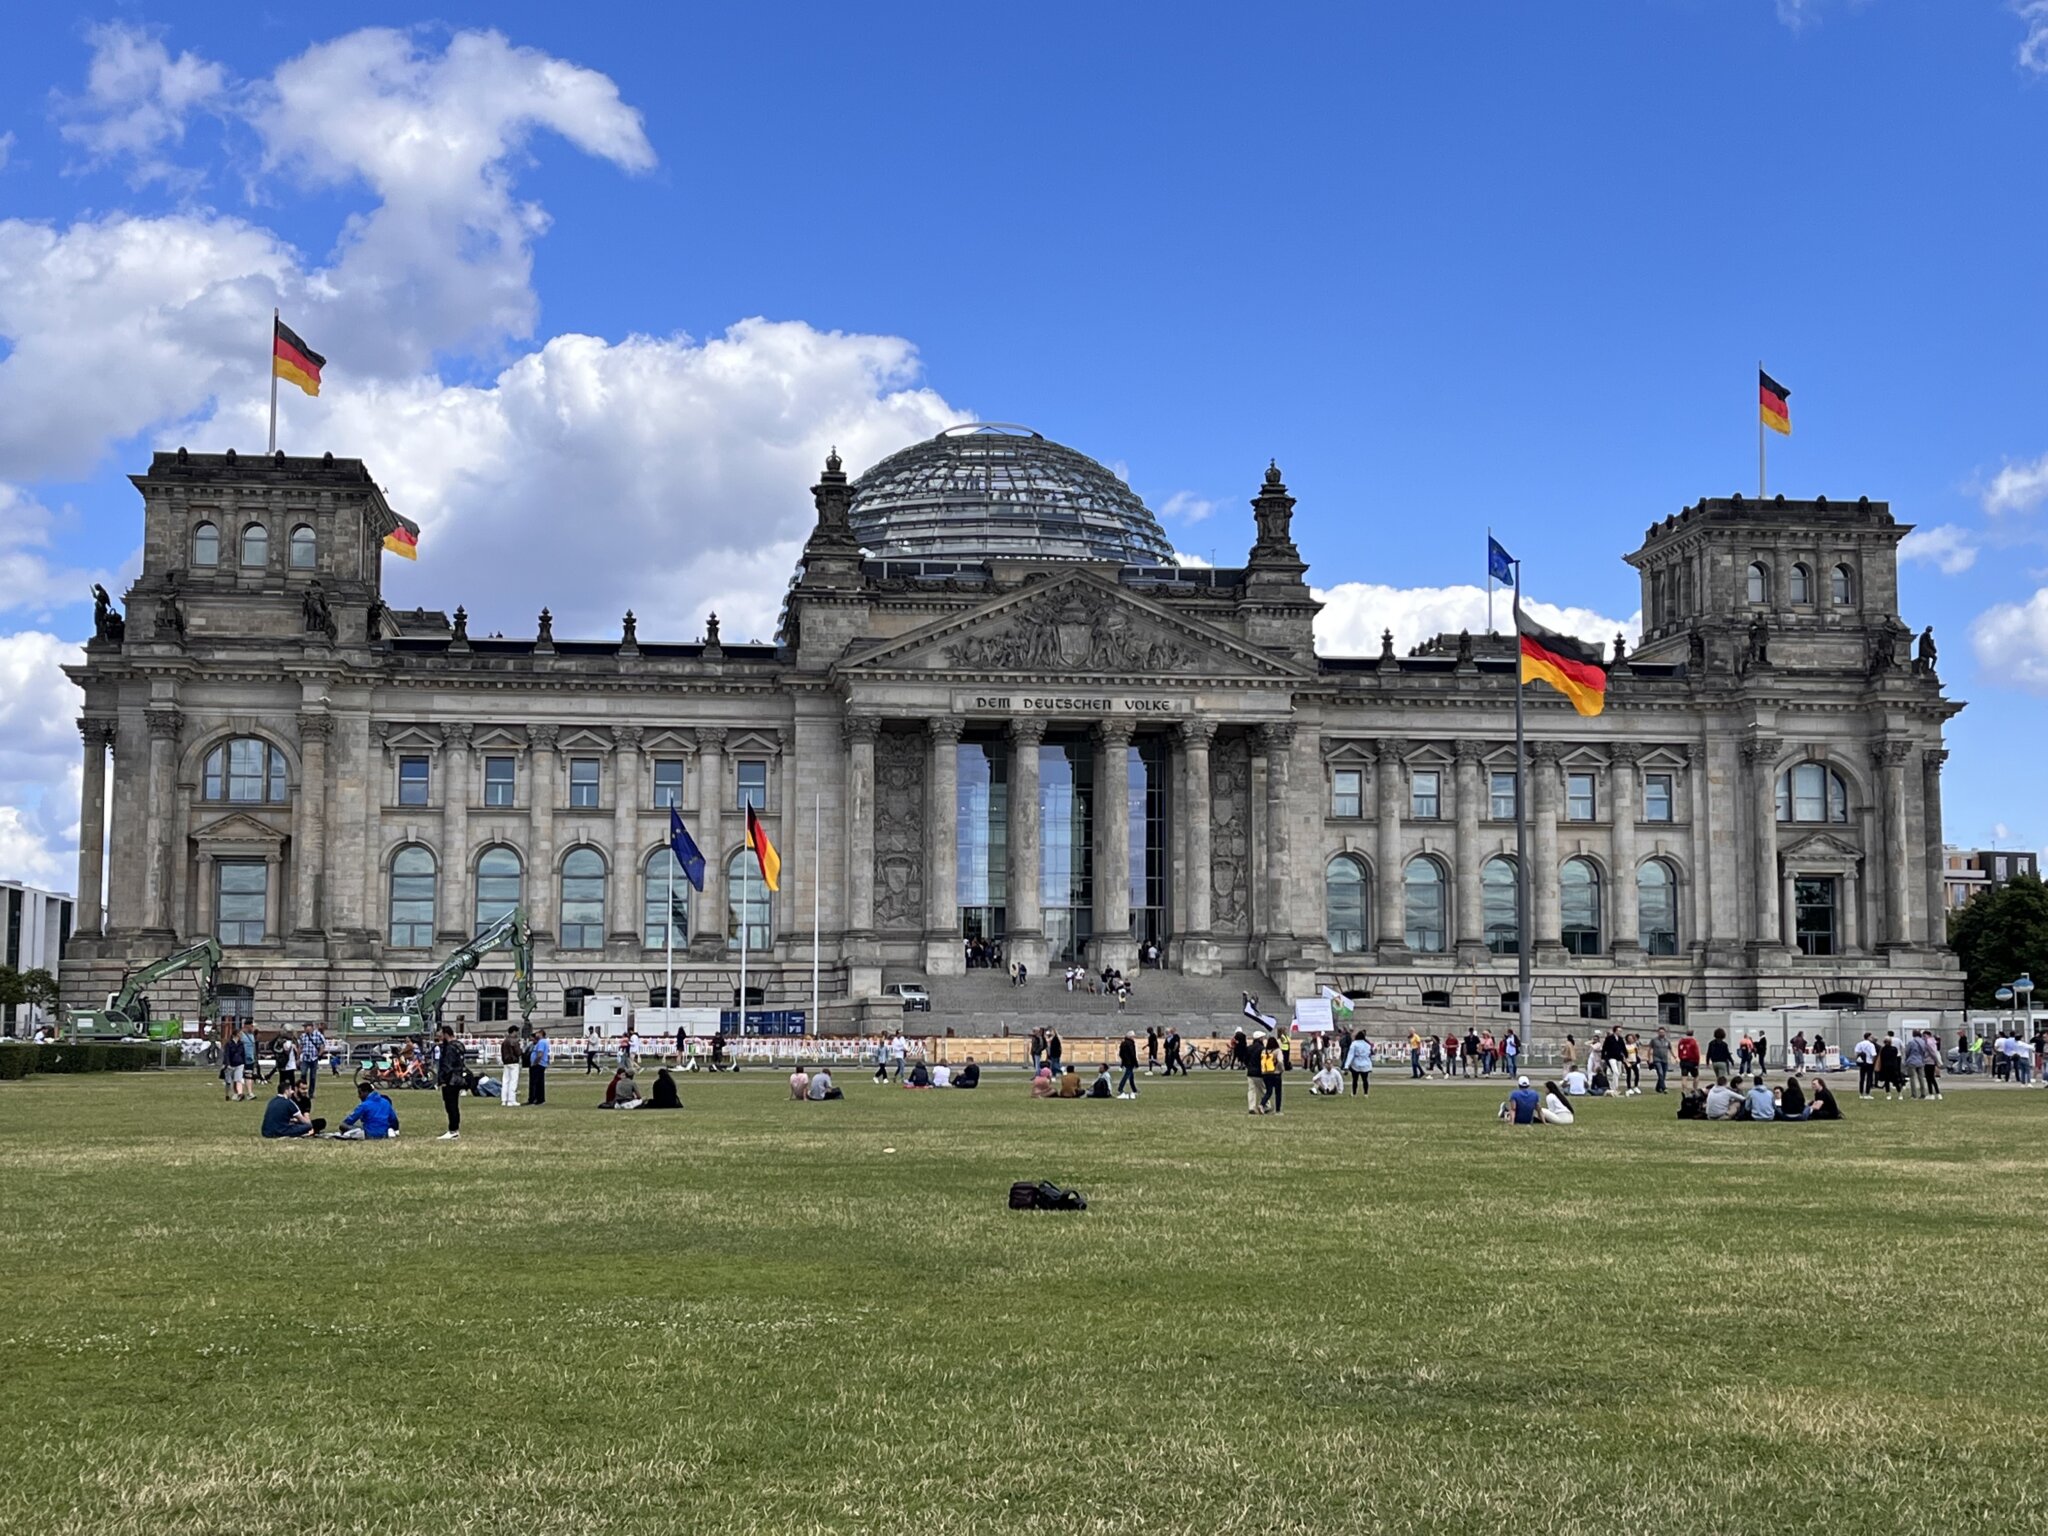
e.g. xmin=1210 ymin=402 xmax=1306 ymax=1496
xmin=2 ymin=879 xmax=74 ymax=1035
xmin=1940 ymin=846 xmax=2040 ymax=913
xmin=61 ymin=423 xmax=1964 ymax=1031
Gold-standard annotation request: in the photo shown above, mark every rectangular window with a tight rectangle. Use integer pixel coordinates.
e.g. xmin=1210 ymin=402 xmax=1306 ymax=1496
xmin=484 ymin=755 xmax=515 ymax=807
xmin=477 ymin=989 xmax=509 ymax=1024
xmin=1410 ymin=770 xmax=1440 ymax=820
xmin=653 ymin=758 xmax=685 ymax=809
xmin=397 ymin=755 xmax=430 ymax=807
xmin=1644 ymin=773 xmax=1673 ymax=823
xmin=737 ymin=759 xmax=767 ymax=811
xmin=1489 ymin=771 xmax=1518 ymax=821
xmin=1331 ymin=768 xmax=1362 ymax=818
xmin=1567 ymin=772 xmax=1596 ymax=822
xmin=569 ymin=757 xmax=601 ymax=809
xmin=216 ymin=860 xmax=268 ymax=946
xmin=1795 ymin=875 xmax=1838 ymax=957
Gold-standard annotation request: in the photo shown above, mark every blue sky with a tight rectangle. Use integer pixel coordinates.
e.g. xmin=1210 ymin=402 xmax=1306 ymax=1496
xmin=4 ymin=0 xmax=2048 ymax=890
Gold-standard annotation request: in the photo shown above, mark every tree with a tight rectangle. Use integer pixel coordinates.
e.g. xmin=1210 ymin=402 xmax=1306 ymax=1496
xmin=1948 ymin=872 xmax=2048 ymax=1010
xmin=18 ymin=969 xmax=60 ymax=1018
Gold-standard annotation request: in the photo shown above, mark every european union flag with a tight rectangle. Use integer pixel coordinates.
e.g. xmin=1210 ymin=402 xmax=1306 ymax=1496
xmin=669 ymin=807 xmax=706 ymax=891
xmin=1487 ymin=536 xmax=1516 ymax=586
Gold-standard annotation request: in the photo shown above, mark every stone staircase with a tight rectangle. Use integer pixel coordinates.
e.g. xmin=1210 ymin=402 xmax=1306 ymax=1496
xmin=900 ymin=966 xmax=1281 ymax=1038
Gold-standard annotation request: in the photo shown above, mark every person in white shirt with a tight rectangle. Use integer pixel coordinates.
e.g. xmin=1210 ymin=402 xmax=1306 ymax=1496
xmin=1311 ymin=1064 xmax=1342 ymax=1095
xmin=1539 ymin=1080 xmax=1575 ymax=1125
xmin=1852 ymin=1034 xmax=1878 ymax=1098
xmin=1562 ymin=1068 xmax=1589 ymax=1096
xmin=931 ymin=1063 xmax=952 ymax=1088
xmin=1704 ymin=1077 xmax=1744 ymax=1119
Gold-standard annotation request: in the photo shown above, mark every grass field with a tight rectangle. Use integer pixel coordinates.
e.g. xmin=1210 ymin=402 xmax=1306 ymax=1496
xmin=2 ymin=1067 xmax=2044 ymax=1535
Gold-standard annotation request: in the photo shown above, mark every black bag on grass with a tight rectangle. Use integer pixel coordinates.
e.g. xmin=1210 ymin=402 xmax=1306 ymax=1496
xmin=1009 ymin=1180 xmax=1087 ymax=1211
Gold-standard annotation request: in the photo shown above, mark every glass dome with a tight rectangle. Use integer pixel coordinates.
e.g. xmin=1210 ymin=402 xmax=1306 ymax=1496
xmin=849 ymin=423 xmax=1177 ymax=565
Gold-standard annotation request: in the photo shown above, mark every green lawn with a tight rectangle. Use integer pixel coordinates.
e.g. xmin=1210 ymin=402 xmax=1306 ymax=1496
xmin=1 ymin=1068 xmax=2044 ymax=1535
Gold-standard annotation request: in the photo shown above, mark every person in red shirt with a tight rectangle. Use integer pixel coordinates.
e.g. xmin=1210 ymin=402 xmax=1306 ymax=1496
xmin=1676 ymin=1030 xmax=1702 ymax=1085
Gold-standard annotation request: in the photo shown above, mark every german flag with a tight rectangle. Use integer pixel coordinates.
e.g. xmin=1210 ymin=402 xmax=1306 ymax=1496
xmin=273 ymin=316 xmax=325 ymax=397
xmin=746 ymin=804 xmax=781 ymax=892
xmin=1759 ymin=369 xmax=1790 ymax=436
xmin=1518 ymin=608 xmax=1607 ymax=717
xmin=382 ymin=512 xmax=420 ymax=562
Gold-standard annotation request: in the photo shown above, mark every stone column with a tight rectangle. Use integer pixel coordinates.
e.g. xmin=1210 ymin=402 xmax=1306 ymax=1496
xmin=1529 ymin=741 xmax=1562 ymax=957
xmin=291 ymin=713 xmax=332 ymax=943
xmin=925 ymin=715 xmax=964 ymax=972
xmin=1781 ymin=870 xmax=1798 ymax=950
xmin=608 ymin=725 xmax=642 ymax=949
xmin=75 ymin=719 xmax=114 ymax=936
xmin=1006 ymin=719 xmax=1045 ymax=972
xmin=1178 ymin=720 xmax=1216 ymax=972
xmin=1095 ymin=719 xmax=1137 ymax=969
xmin=1876 ymin=740 xmax=1912 ymax=947
xmin=1608 ymin=744 xmax=1640 ymax=954
xmin=1843 ymin=868 xmax=1862 ymax=953
xmin=1375 ymin=739 xmax=1406 ymax=955
xmin=1743 ymin=736 xmax=1781 ymax=949
xmin=263 ymin=848 xmax=283 ymax=943
xmin=440 ymin=723 xmax=473 ymax=941
xmin=1453 ymin=739 xmax=1484 ymax=960
xmin=844 ymin=714 xmax=879 ymax=942
xmin=143 ymin=707 xmax=182 ymax=934
xmin=527 ymin=724 xmax=558 ymax=940
xmin=1256 ymin=723 xmax=1296 ymax=946
xmin=692 ymin=728 xmax=725 ymax=954
xmin=1922 ymin=748 xmax=1948 ymax=950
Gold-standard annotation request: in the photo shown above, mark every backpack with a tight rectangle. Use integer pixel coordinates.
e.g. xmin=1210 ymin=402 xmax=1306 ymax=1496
xmin=1008 ymin=1180 xmax=1087 ymax=1212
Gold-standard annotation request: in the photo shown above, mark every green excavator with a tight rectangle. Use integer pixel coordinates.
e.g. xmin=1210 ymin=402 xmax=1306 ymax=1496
xmin=333 ymin=907 xmax=537 ymax=1035
xmin=71 ymin=937 xmax=224 ymax=1039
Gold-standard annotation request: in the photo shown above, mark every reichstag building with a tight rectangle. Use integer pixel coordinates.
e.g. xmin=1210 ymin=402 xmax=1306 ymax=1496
xmin=62 ymin=423 xmax=1963 ymax=1029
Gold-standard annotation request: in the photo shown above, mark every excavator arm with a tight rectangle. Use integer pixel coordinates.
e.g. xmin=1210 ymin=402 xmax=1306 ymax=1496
xmin=412 ymin=908 xmax=536 ymax=1026
xmin=109 ymin=938 xmax=223 ymax=1022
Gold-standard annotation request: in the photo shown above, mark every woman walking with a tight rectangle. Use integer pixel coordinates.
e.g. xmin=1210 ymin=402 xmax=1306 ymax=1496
xmin=1260 ymin=1035 xmax=1284 ymax=1116
xmin=1343 ymin=1032 xmax=1374 ymax=1096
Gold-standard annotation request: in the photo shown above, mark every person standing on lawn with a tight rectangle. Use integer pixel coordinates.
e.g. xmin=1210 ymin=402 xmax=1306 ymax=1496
xmin=499 ymin=1026 xmax=523 ymax=1108
xmin=221 ymin=1028 xmax=249 ymax=1102
xmin=1343 ymin=1032 xmax=1374 ymax=1096
xmin=299 ymin=1026 xmax=326 ymax=1105
xmin=1706 ymin=1028 xmax=1734 ymax=1085
xmin=434 ymin=1025 xmax=467 ymax=1140
xmin=1410 ymin=1030 xmax=1426 ymax=1079
xmin=1117 ymin=1032 xmax=1140 ymax=1099
xmin=1876 ymin=1033 xmax=1905 ymax=1101
xmin=1145 ymin=1026 xmax=1159 ymax=1075
xmin=1502 ymin=1029 xmax=1520 ymax=1081
xmin=1677 ymin=1030 xmax=1702 ymax=1086
xmin=527 ymin=1029 xmax=550 ymax=1107
xmin=1650 ymin=1029 xmax=1673 ymax=1094
xmin=1259 ymin=1035 xmax=1284 ymax=1116
xmin=1164 ymin=1027 xmax=1184 ymax=1076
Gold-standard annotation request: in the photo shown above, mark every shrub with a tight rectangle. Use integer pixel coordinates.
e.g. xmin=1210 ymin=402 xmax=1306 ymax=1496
xmin=0 ymin=1043 xmax=171 ymax=1079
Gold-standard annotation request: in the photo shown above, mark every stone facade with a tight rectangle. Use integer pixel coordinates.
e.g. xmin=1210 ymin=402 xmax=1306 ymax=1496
xmin=62 ymin=445 xmax=1964 ymax=1031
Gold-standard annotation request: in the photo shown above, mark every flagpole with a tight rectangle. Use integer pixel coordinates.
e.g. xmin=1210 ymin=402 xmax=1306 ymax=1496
xmin=1758 ymin=359 xmax=1765 ymax=500
xmin=810 ymin=792 xmax=821 ymax=1038
xmin=1486 ymin=525 xmax=1495 ymax=633
xmin=1513 ymin=560 xmax=1532 ymax=1052
xmin=665 ymin=848 xmax=675 ymax=1016
xmin=267 ymin=309 xmax=279 ymax=456
xmin=738 ymin=850 xmax=750 ymax=1044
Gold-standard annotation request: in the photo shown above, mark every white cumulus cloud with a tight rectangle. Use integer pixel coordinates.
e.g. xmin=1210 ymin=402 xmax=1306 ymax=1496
xmin=2018 ymin=1 xmax=2048 ymax=73
xmin=1313 ymin=581 xmax=1637 ymax=659
xmin=57 ymin=22 xmax=228 ymax=178
xmin=1899 ymin=523 xmax=1979 ymax=575
xmin=1157 ymin=490 xmax=1221 ymax=525
xmin=0 ymin=630 xmax=85 ymax=891
xmin=1983 ymin=451 xmax=2048 ymax=515
xmin=1971 ymin=588 xmax=2048 ymax=691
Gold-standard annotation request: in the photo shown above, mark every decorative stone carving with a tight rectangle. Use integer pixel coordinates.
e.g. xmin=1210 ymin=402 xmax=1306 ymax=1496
xmin=695 ymin=727 xmax=725 ymax=754
xmin=1915 ymin=625 xmax=1937 ymax=675
xmin=79 ymin=718 xmax=118 ymax=750
xmin=535 ymin=608 xmax=554 ymax=649
xmin=1177 ymin=718 xmax=1216 ymax=749
xmin=842 ymin=713 xmax=882 ymax=747
xmin=302 ymin=580 xmax=335 ymax=640
xmin=92 ymin=583 xmax=125 ymax=645
xmin=297 ymin=712 xmax=334 ymax=741
xmin=703 ymin=612 xmax=723 ymax=659
xmin=872 ymin=728 xmax=926 ymax=932
xmin=929 ymin=714 xmax=964 ymax=746
xmin=443 ymin=722 xmax=473 ymax=749
xmin=451 ymin=605 xmax=469 ymax=645
xmin=621 ymin=610 xmax=638 ymax=649
xmin=1255 ymin=721 xmax=1296 ymax=755
xmin=146 ymin=707 xmax=183 ymax=739
xmin=945 ymin=585 xmax=1198 ymax=673
xmin=156 ymin=575 xmax=187 ymax=641
xmin=1453 ymin=738 xmax=1486 ymax=766
xmin=529 ymin=723 xmax=559 ymax=752
xmin=1209 ymin=732 xmax=1252 ymax=934
xmin=611 ymin=724 xmax=643 ymax=753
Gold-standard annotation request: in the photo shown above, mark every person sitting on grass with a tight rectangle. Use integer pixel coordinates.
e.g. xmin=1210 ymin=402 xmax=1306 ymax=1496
xmin=1738 ymin=1076 xmax=1776 ymax=1122
xmin=906 ymin=1060 xmax=932 ymax=1089
xmin=601 ymin=1069 xmax=639 ymax=1109
xmin=1031 ymin=1066 xmax=1057 ymax=1099
xmin=1501 ymin=1075 xmax=1540 ymax=1125
xmin=1587 ymin=1067 xmax=1612 ymax=1097
xmin=1089 ymin=1064 xmax=1115 ymax=1099
xmin=789 ymin=1066 xmax=811 ymax=1101
xmin=1562 ymin=1066 xmax=1590 ymax=1097
xmin=1806 ymin=1078 xmax=1843 ymax=1119
xmin=954 ymin=1057 xmax=980 ymax=1089
xmin=1311 ymin=1063 xmax=1342 ymax=1095
xmin=1059 ymin=1065 xmax=1084 ymax=1099
xmin=931 ymin=1062 xmax=952 ymax=1088
xmin=1538 ymin=1080 xmax=1575 ymax=1125
xmin=1778 ymin=1075 xmax=1808 ymax=1121
xmin=1676 ymin=1085 xmax=1709 ymax=1120
xmin=261 ymin=1087 xmax=324 ymax=1139
xmin=808 ymin=1067 xmax=842 ymax=1101
xmin=644 ymin=1068 xmax=683 ymax=1109
xmin=1704 ymin=1076 xmax=1743 ymax=1120
xmin=336 ymin=1082 xmax=398 ymax=1140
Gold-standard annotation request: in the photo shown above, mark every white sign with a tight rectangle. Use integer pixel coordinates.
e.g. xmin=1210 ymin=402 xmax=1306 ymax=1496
xmin=1292 ymin=997 xmax=1334 ymax=1033
xmin=951 ymin=691 xmax=1193 ymax=717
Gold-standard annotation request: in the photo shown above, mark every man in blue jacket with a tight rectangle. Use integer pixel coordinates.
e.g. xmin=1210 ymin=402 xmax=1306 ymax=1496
xmin=337 ymin=1082 xmax=400 ymax=1140
xmin=527 ymin=1029 xmax=550 ymax=1107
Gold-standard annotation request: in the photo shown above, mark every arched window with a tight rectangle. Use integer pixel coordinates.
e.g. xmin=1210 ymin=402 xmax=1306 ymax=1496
xmin=1775 ymin=762 xmax=1849 ymax=823
xmin=727 ymin=848 xmax=772 ymax=950
xmin=1324 ymin=854 xmax=1369 ymax=954
xmin=1746 ymin=561 xmax=1769 ymax=604
xmin=1637 ymin=859 xmax=1679 ymax=956
xmin=559 ymin=848 xmax=607 ymax=950
xmin=1561 ymin=857 xmax=1602 ymax=956
xmin=475 ymin=847 xmax=523 ymax=933
xmin=1403 ymin=857 xmax=1446 ymax=953
xmin=388 ymin=845 xmax=436 ymax=948
xmin=644 ymin=847 xmax=689 ymax=948
xmin=1831 ymin=564 xmax=1853 ymax=605
xmin=202 ymin=738 xmax=288 ymax=803
xmin=192 ymin=522 xmax=219 ymax=567
xmin=289 ymin=524 xmax=316 ymax=569
xmin=1481 ymin=857 xmax=1519 ymax=955
xmin=1789 ymin=563 xmax=1812 ymax=604
xmin=240 ymin=523 xmax=268 ymax=568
